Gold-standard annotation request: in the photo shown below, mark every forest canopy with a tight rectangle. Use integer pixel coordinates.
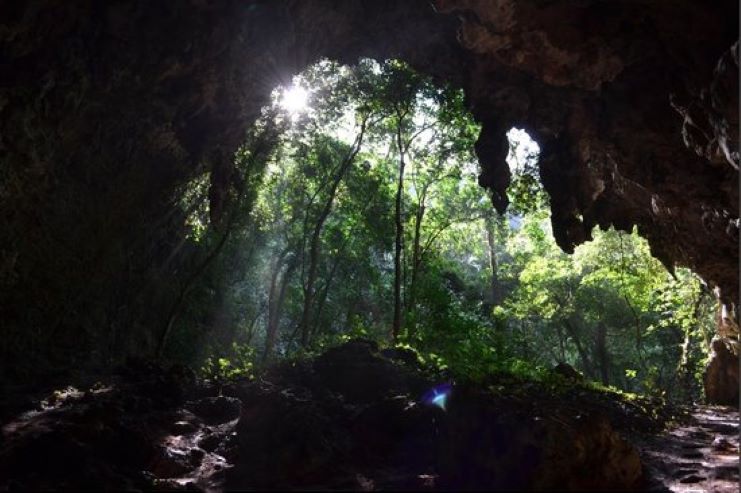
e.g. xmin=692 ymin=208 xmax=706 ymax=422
xmin=154 ymin=59 xmax=714 ymax=403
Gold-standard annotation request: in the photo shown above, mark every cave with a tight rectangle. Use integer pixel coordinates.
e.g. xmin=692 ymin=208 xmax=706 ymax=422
xmin=0 ymin=1 xmax=738 ymax=491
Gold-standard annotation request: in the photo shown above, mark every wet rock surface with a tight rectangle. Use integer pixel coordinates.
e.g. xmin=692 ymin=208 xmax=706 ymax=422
xmin=0 ymin=365 xmax=182 ymax=490
xmin=0 ymin=363 xmax=235 ymax=491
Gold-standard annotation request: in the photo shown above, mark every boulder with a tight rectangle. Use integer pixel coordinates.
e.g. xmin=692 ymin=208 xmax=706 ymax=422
xmin=228 ymin=388 xmax=349 ymax=489
xmin=185 ymin=396 xmax=241 ymax=425
xmin=438 ymin=387 xmax=642 ymax=490
xmin=313 ymin=340 xmax=421 ymax=404
xmin=552 ymin=362 xmax=585 ymax=382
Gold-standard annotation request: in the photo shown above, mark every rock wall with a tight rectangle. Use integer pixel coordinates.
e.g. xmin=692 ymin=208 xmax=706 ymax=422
xmin=0 ymin=0 xmax=737 ymax=372
xmin=437 ymin=0 xmax=739 ymax=307
xmin=704 ymin=336 xmax=739 ymax=406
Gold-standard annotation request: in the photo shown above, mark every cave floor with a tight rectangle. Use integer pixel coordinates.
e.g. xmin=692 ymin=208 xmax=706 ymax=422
xmin=637 ymin=406 xmax=739 ymax=492
xmin=1 ymin=346 xmax=738 ymax=491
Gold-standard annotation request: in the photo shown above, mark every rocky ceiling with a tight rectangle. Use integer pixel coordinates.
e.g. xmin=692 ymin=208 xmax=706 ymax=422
xmin=0 ymin=0 xmax=738 ymax=335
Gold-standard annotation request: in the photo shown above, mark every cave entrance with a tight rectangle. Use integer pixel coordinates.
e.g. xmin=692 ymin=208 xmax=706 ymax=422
xmin=1 ymin=3 xmax=738 ymax=490
xmin=163 ymin=58 xmax=717 ymax=405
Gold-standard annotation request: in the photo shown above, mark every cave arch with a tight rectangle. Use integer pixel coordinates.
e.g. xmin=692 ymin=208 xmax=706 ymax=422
xmin=0 ymin=0 xmax=737 ymax=378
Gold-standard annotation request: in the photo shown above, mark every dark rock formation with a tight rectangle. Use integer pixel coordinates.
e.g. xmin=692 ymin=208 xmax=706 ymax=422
xmin=227 ymin=340 xmax=646 ymax=490
xmin=0 ymin=340 xmax=691 ymax=490
xmin=0 ymin=366 xmax=181 ymax=490
xmin=704 ymin=336 xmax=739 ymax=405
xmin=436 ymin=0 xmax=739 ymax=308
xmin=439 ymin=388 xmax=642 ymax=490
xmin=313 ymin=339 xmax=423 ymax=403
xmin=184 ymin=396 xmax=241 ymax=426
xmin=0 ymin=362 xmax=239 ymax=491
xmin=0 ymin=1 xmax=737 ymax=375
xmin=552 ymin=362 xmax=585 ymax=382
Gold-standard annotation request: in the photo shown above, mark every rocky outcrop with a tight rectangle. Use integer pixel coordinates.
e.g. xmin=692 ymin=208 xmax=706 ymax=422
xmin=0 ymin=363 xmax=195 ymax=490
xmin=0 ymin=1 xmax=737 ymax=373
xmin=440 ymin=388 xmax=642 ymax=490
xmin=227 ymin=340 xmax=645 ymax=490
xmin=703 ymin=299 xmax=739 ymax=405
xmin=704 ymin=336 xmax=739 ymax=406
xmin=436 ymin=0 xmax=739 ymax=309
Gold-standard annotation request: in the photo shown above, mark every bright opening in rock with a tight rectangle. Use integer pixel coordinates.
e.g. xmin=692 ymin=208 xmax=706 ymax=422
xmin=164 ymin=59 xmax=719 ymax=415
xmin=3 ymin=4 xmax=737 ymax=485
xmin=157 ymin=58 xmax=720 ymax=405
xmin=506 ymin=128 xmax=541 ymax=176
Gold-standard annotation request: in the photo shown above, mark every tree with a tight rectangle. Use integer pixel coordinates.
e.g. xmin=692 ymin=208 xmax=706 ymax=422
xmin=176 ymin=58 xmax=716 ymax=404
xmin=297 ymin=119 xmax=369 ymax=346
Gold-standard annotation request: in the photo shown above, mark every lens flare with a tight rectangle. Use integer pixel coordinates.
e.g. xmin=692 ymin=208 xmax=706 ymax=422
xmin=420 ymin=383 xmax=452 ymax=411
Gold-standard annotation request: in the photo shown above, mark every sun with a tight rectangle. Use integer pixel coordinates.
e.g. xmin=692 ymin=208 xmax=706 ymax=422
xmin=280 ymin=85 xmax=309 ymax=116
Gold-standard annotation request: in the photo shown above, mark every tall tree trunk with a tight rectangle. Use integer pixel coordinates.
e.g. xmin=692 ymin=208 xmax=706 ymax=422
xmin=263 ymin=255 xmax=294 ymax=363
xmin=299 ymin=218 xmax=325 ymax=346
xmin=485 ymin=215 xmax=501 ymax=306
xmin=408 ymin=198 xmax=425 ymax=317
xmin=263 ymin=256 xmax=283 ymax=363
xmin=594 ymin=322 xmax=610 ymax=385
xmin=555 ymin=323 xmax=567 ymax=362
xmin=618 ymin=234 xmax=649 ymax=373
xmin=311 ymin=238 xmax=348 ymax=339
xmin=298 ymin=120 xmax=366 ymax=346
xmin=244 ymin=303 xmax=264 ymax=346
xmin=392 ymin=121 xmax=406 ymax=340
xmin=562 ymin=318 xmax=594 ymax=379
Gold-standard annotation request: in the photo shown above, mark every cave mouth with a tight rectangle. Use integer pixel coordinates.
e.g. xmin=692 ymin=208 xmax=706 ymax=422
xmin=0 ymin=0 xmax=736 ymax=392
xmin=157 ymin=57 xmax=716 ymax=406
xmin=0 ymin=52 xmax=727 ymax=484
xmin=0 ymin=2 xmax=738 ymax=490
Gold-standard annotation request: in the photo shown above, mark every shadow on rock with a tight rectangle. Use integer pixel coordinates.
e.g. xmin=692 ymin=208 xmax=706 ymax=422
xmin=226 ymin=339 xmax=644 ymax=491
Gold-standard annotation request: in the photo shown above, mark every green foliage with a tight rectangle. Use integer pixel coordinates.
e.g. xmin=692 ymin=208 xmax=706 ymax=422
xmin=497 ymin=215 xmax=714 ymax=401
xmin=168 ymin=57 xmax=717 ymax=407
xmin=505 ymin=128 xmax=547 ymax=214
xmin=201 ymin=342 xmax=256 ymax=383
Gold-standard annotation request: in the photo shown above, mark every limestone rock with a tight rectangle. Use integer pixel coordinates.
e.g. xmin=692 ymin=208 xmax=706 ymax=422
xmin=704 ymin=336 xmax=740 ymax=405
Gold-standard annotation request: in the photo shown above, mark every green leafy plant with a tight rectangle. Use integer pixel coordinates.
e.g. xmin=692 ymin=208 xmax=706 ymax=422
xmin=201 ymin=342 xmax=256 ymax=383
